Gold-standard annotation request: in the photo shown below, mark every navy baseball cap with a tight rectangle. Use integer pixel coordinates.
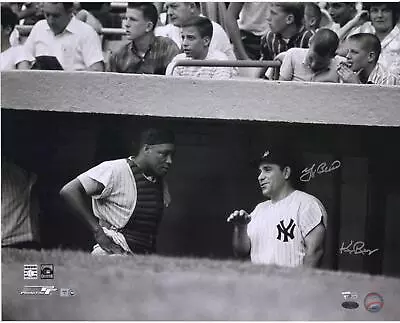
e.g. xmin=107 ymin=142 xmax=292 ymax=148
xmin=258 ymin=148 xmax=296 ymax=169
xmin=140 ymin=128 xmax=175 ymax=146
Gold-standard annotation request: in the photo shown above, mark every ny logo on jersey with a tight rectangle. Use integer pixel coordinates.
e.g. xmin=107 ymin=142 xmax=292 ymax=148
xmin=276 ymin=219 xmax=296 ymax=242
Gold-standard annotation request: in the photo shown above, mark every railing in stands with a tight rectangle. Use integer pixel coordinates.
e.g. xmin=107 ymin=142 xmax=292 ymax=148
xmin=15 ymin=26 xmax=282 ymax=77
xmin=16 ymin=25 xmax=127 ymax=36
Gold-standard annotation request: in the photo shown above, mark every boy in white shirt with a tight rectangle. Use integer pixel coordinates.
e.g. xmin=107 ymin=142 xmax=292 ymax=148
xmin=166 ymin=16 xmax=233 ymax=79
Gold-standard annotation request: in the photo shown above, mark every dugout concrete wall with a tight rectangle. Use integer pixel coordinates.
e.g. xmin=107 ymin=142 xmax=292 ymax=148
xmin=2 ymin=71 xmax=400 ymax=276
xmin=2 ymin=71 xmax=400 ymax=126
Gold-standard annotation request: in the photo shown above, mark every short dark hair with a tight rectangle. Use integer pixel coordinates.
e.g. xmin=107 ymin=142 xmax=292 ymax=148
xmin=1 ymin=6 xmax=18 ymax=30
xmin=311 ymin=28 xmax=339 ymax=57
xmin=44 ymin=3 xmax=74 ymax=12
xmin=348 ymin=33 xmax=382 ymax=63
xmin=364 ymin=2 xmax=400 ymax=28
xmin=305 ymin=2 xmax=322 ymax=28
xmin=62 ymin=2 xmax=74 ymax=11
xmin=127 ymin=2 xmax=158 ymax=31
xmin=275 ymin=2 xmax=305 ymax=27
xmin=328 ymin=2 xmax=356 ymax=9
xmin=181 ymin=16 xmax=213 ymax=39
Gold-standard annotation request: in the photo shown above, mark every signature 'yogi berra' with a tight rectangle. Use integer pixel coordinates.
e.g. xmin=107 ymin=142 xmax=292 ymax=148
xmin=227 ymin=148 xmax=328 ymax=267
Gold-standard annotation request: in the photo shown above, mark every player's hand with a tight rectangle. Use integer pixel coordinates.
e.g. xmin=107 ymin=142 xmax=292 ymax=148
xmin=337 ymin=62 xmax=362 ymax=84
xmin=93 ymin=229 xmax=125 ymax=254
xmin=227 ymin=210 xmax=251 ymax=225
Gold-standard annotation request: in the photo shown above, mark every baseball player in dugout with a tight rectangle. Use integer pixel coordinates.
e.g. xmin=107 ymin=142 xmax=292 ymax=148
xmin=227 ymin=147 xmax=327 ymax=267
xmin=60 ymin=128 xmax=175 ymax=256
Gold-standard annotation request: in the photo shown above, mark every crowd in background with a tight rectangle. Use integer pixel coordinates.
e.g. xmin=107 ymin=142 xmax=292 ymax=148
xmin=2 ymin=2 xmax=400 ymax=257
xmin=1 ymin=2 xmax=399 ymax=83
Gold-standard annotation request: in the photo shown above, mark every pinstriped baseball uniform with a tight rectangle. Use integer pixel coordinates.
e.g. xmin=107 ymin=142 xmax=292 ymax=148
xmin=247 ymin=190 xmax=327 ymax=267
xmin=77 ymin=158 xmax=171 ymax=254
xmin=77 ymin=158 xmax=171 ymax=230
xmin=77 ymin=159 xmax=138 ymax=229
xmin=1 ymin=160 xmax=40 ymax=246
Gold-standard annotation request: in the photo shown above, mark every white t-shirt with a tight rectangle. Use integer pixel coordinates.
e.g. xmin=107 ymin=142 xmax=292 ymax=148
xmin=0 ymin=46 xmax=25 ymax=71
xmin=237 ymin=2 xmax=271 ymax=36
xmin=155 ymin=20 xmax=236 ymax=61
xmin=20 ymin=17 xmax=104 ymax=71
xmin=247 ymin=190 xmax=327 ymax=267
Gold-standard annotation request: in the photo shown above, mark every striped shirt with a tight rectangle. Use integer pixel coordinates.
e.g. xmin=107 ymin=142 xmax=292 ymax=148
xmin=108 ymin=35 xmax=180 ymax=75
xmin=260 ymin=27 xmax=315 ymax=61
xmin=247 ymin=190 xmax=327 ymax=267
xmin=166 ymin=50 xmax=233 ymax=79
xmin=378 ymin=24 xmax=400 ymax=77
xmin=1 ymin=160 xmax=40 ymax=246
xmin=368 ymin=62 xmax=399 ymax=86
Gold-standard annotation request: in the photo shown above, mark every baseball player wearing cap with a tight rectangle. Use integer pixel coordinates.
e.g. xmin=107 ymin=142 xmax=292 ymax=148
xmin=227 ymin=149 xmax=327 ymax=267
xmin=60 ymin=128 xmax=175 ymax=256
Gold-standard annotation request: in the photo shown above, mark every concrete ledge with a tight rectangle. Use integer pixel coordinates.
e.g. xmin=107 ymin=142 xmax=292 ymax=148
xmin=1 ymin=71 xmax=400 ymax=127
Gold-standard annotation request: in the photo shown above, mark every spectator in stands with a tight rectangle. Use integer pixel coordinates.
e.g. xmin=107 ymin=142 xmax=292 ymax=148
xmin=75 ymin=6 xmax=103 ymax=35
xmin=60 ymin=128 xmax=176 ymax=256
xmin=1 ymin=6 xmax=25 ymax=70
xmin=280 ymin=28 xmax=344 ymax=82
xmin=155 ymin=2 xmax=236 ymax=61
xmin=166 ymin=16 xmax=233 ymax=79
xmin=225 ymin=2 xmax=271 ymax=60
xmin=17 ymin=2 xmax=104 ymax=71
xmin=326 ymin=2 xmax=374 ymax=44
xmin=108 ymin=2 xmax=179 ymax=75
xmin=337 ymin=33 xmax=398 ymax=85
xmin=18 ymin=2 xmax=45 ymax=26
xmin=2 ymin=158 xmax=41 ymax=250
xmin=1 ymin=3 xmax=44 ymax=46
xmin=364 ymin=2 xmax=400 ymax=77
xmin=304 ymin=3 xmax=322 ymax=32
xmin=259 ymin=3 xmax=314 ymax=79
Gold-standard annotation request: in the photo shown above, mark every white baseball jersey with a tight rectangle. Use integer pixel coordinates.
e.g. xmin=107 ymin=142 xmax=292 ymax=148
xmin=247 ymin=190 xmax=327 ymax=267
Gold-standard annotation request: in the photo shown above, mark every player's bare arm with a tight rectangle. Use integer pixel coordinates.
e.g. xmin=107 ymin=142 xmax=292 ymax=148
xmin=59 ymin=178 xmax=124 ymax=254
xmin=225 ymin=2 xmax=250 ymax=60
xmin=303 ymin=222 xmax=325 ymax=267
xmin=227 ymin=210 xmax=251 ymax=258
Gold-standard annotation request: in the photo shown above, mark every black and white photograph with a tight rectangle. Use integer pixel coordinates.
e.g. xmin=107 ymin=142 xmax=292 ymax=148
xmin=1 ymin=1 xmax=400 ymax=320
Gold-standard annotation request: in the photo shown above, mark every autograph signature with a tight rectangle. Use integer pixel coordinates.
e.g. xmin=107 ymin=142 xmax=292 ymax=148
xmin=300 ymin=160 xmax=341 ymax=182
xmin=339 ymin=240 xmax=379 ymax=256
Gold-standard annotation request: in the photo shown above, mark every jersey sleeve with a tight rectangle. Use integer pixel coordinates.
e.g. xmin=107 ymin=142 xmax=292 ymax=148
xmin=77 ymin=161 xmax=115 ymax=199
xmin=298 ymin=196 xmax=327 ymax=238
xmin=247 ymin=203 xmax=262 ymax=237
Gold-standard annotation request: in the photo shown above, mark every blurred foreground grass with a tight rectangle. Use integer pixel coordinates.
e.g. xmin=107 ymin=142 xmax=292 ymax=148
xmin=2 ymin=248 xmax=400 ymax=320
